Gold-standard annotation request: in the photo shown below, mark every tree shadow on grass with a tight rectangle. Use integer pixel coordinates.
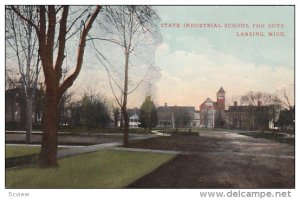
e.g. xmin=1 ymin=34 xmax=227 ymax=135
xmin=6 ymin=154 xmax=38 ymax=168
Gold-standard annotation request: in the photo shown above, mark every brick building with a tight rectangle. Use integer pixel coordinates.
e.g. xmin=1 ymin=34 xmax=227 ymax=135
xmin=157 ymin=103 xmax=195 ymax=128
xmin=199 ymin=87 xmax=270 ymax=130
xmin=199 ymin=87 xmax=226 ymax=128
xmin=224 ymin=101 xmax=270 ymax=131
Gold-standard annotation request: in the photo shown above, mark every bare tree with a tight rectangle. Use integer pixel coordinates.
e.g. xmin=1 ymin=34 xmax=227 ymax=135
xmin=281 ymin=89 xmax=292 ymax=110
xmin=91 ymin=6 xmax=161 ymax=146
xmin=5 ymin=69 xmax=19 ymax=90
xmin=58 ymin=91 xmax=74 ymax=127
xmin=11 ymin=5 xmax=101 ymax=167
xmin=112 ymin=107 xmax=120 ymax=127
xmin=6 ymin=6 xmax=41 ymax=143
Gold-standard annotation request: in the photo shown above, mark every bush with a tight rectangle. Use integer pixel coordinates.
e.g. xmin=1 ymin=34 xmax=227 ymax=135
xmin=5 ymin=122 xmax=23 ymax=130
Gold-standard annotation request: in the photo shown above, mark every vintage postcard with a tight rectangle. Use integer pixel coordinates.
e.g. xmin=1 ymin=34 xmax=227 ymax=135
xmin=4 ymin=4 xmax=295 ymax=199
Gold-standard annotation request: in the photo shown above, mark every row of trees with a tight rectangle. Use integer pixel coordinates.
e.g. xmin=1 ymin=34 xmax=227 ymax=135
xmin=6 ymin=6 xmax=160 ymax=167
xmin=67 ymin=94 xmax=159 ymax=131
xmin=5 ymin=81 xmax=158 ymax=131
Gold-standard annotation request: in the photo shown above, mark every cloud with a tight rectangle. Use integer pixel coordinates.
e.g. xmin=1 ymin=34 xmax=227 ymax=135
xmin=155 ymin=37 xmax=294 ymax=108
xmin=156 ymin=42 xmax=170 ymax=56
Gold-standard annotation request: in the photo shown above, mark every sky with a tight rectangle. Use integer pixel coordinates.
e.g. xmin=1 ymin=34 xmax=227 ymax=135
xmin=5 ymin=6 xmax=295 ymax=109
xmin=151 ymin=6 xmax=294 ymax=108
xmin=75 ymin=6 xmax=295 ymax=109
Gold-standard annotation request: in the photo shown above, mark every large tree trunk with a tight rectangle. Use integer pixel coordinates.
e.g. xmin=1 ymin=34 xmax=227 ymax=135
xmin=25 ymin=97 xmax=32 ymax=143
xmin=39 ymin=86 xmax=59 ymax=168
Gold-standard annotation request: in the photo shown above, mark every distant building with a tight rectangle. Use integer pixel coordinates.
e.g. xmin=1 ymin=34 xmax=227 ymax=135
xmin=127 ymin=108 xmax=141 ymax=128
xmin=199 ymin=87 xmax=271 ymax=130
xmin=5 ymin=87 xmax=26 ymax=126
xmin=5 ymin=87 xmax=42 ymax=128
xmin=193 ymin=111 xmax=200 ymax=127
xmin=224 ymin=101 xmax=269 ymax=130
xmin=129 ymin=114 xmax=141 ymax=128
xmin=157 ymin=103 xmax=195 ymax=128
xmin=199 ymin=87 xmax=226 ymax=128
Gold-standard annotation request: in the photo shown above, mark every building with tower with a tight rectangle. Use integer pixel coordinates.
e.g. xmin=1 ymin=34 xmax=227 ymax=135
xmin=199 ymin=87 xmax=226 ymax=128
xmin=216 ymin=87 xmax=225 ymax=111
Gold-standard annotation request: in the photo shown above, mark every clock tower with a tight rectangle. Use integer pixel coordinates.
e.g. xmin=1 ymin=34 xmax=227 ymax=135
xmin=216 ymin=87 xmax=225 ymax=111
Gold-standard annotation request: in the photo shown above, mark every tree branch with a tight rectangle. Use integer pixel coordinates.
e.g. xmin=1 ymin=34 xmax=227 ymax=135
xmin=59 ymin=6 xmax=101 ymax=97
xmin=11 ymin=6 xmax=40 ymax=36
xmin=55 ymin=6 xmax=69 ymax=83
xmin=87 ymin=36 xmax=124 ymax=48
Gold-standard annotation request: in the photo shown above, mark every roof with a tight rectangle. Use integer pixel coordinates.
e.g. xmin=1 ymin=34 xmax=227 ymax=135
xmin=200 ymin=98 xmax=216 ymax=110
xmin=204 ymin=97 xmax=214 ymax=103
xmin=129 ymin=114 xmax=139 ymax=119
xmin=157 ymin=105 xmax=195 ymax=113
xmin=217 ymin=87 xmax=225 ymax=94
xmin=200 ymin=97 xmax=214 ymax=106
xmin=127 ymin=108 xmax=140 ymax=117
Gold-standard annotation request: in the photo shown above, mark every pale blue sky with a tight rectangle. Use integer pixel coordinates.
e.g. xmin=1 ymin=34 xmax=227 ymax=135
xmin=155 ymin=6 xmax=294 ymax=68
xmin=152 ymin=6 xmax=294 ymax=107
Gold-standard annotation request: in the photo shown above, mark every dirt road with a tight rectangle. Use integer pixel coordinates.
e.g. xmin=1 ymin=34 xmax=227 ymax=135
xmin=127 ymin=130 xmax=295 ymax=188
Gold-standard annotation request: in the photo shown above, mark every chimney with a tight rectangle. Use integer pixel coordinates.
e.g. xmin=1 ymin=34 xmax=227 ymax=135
xmin=164 ymin=103 xmax=167 ymax=107
xmin=234 ymin=101 xmax=237 ymax=106
xmin=257 ymin=101 xmax=261 ymax=107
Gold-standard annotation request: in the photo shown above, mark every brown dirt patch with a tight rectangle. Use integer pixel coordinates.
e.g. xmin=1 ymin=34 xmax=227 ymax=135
xmin=127 ymin=132 xmax=294 ymax=188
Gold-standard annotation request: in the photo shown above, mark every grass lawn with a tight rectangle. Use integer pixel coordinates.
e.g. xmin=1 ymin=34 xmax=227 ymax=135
xmin=6 ymin=145 xmax=65 ymax=159
xmin=6 ymin=150 xmax=175 ymax=188
xmin=6 ymin=145 xmax=41 ymax=158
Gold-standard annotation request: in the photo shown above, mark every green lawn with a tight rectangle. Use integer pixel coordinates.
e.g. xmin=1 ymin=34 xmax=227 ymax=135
xmin=6 ymin=145 xmax=41 ymax=158
xmin=6 ymin=145 xmax=65 ymax=159
xmin=6 ymin=150 xmax=175 ymax=188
